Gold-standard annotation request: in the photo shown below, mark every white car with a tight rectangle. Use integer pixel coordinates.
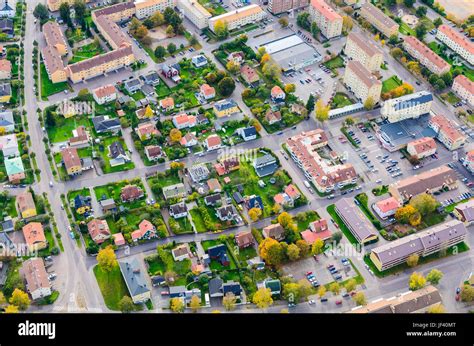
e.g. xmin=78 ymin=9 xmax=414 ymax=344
xmin=308 ymin=300 xmax=316 ymax=305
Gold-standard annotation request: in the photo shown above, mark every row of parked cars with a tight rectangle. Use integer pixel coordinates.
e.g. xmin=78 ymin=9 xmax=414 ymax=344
xmin=441 ymin=192 xmax=472 ymax=207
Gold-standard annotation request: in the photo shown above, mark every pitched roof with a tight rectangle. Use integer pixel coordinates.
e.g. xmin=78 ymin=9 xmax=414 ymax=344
xmin=429 ymin=115 xmax=465 ymax=143
xmin=87 ymin=219 xmax=111 ymax=242
xmin=346 ymin=60 xmax=382 ymax=88
xmin=375 ymin=196 xmax=401 ymax=213
xmin=334 ymin=198 xmax=378 ymax=243
xmin=235 ymin=231 xmax=254 ymax=247
xmin=263 ymin=223 xmax=285 ymax=239
xmin=23 ymin=258 xmax=50 ymax=294
xmin=93 ymin=84 xmax=116 ymax=99
xmin=453 ymin=75 xmax=474 ymax=95
xmin=205 ymin=134 xmax=222 ymax=147
xmin=0 ymin=58 xmax=11 ymax=72
xmin=160 ymin=97 xmax=174 ymax=108
xmin=22 ymin=222 xmax=46 ymax=247
xmin=61 ymin=147 xmax=81 ymax=170
xmin=207 ymin=178 xmax=222 ymax=191
xmin=118 ymin=257 xmax=150 ymax=297
xmin=310 ymin=0 xmax=342 ymax=22
xmin=438 ymin=25 xmax=474 ymax=56
xmin=407 ymin=137 xmax=436 ymax=155
xmin=16 ymin=191 xmax=36 ymax=214
xmin=67 ymin=44 xmax=133 ymax=74
xmin=403 ymin=36 xmax=450 ymax=72
xmin=43 ymin=21 xmax=67 ymax=51
xmin=121 ymin=185 xmax=144 ymax=201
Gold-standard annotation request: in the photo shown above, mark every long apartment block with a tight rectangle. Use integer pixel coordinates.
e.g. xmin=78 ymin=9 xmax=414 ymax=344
xmin=403 ymin=36 xmax=451 ymax=76
xmin=380 ymin=91 xmax=433 ymax=123
xmin=308 ymin=0 xmax=342 ymax=40
xmin=343 ymin=60 xmax=382 ymax=104
xmin=208 ymin=4 xmax=266 ymax=32
xmin=436 ymin=24 xmax=474 ymax=65
xmin=344 ymin=32 xmax=383 ymax=73
xmin=360 ymin=2 xmax=399 ymax=38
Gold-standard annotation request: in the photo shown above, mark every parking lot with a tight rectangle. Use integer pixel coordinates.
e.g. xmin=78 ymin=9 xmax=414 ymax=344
xmin=281 ymin=249 xmax=359 ymax=290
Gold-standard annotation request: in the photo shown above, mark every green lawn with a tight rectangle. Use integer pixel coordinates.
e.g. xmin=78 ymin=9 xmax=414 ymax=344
xmin=399 ymin=22 xmax=415 ymax=36
xmin=441 ymin=92 xmax=461 ymax=105
xmin=93 ymin=178 xmax=146 ymax=209
xmin=330 ymin=92 xmax=353 ymax=109
xmin=97 ymin=136 xmax=135 ymax=174
xmin=427 ymin=41 xmax=474 ymax=82
xmin=296 ymin=210 xmax=319 ymax=232
xmin=47 ymin=115 xmax=91 ymax=143
xmin=40 ymin=63 xmax=71 ymax=100
xmin=189 ymin=208 xmax=208 ymax=233
xmin=382 ymin=75 xmax=403 ymax=93
xmin=324 ymin=56 xmax=344 ymax=70
xmin=0 ymin=192 xmax=18 ymax=218
xmin=93 ymin=265 xmax=130 ymax=311
xmin=69 ymin=42 xmax=105 ymax=64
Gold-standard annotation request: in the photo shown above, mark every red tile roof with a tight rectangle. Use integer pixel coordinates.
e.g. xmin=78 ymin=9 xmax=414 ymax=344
xmin=438 ymin=25 xmax=474 ymax=56
xmin=403 ymin=36 xmax=450 ymax=72
xmin=310 ymin=0 xmax=342 ymax=21
xmin=375 ymin=197 xmax=400 ymax=213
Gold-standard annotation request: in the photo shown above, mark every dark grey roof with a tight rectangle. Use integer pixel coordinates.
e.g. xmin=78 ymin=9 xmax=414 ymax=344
xmin=125 ymin=78 xmax=141 ymax=88
xmin=0 ymin=18 xmax=13 ymax=30
xmin=140 ymin=84 xmax=155 ymax=96
xmin=0 ymin=231 xmax=14 ymax=249
xmin=216 ymin=205 xmax=237 ymax=219
xmin=242 ymin=126 xmax=257 ymax=138
xmin=143 ymin=71 xmax=160 ymax=83
xmin=92 ymin=116 xmax=121 ymax=133
xmin=254 ymin=154 xmax=276 ymax=167
xmin=233 ymin=191 xmax=244 ymax=204
xmin=388 ymin=91 xmax=433 ymax=112
xmin=1 ymin=218 xmax=13 ymax=232
xmin=222 ymin=281 xmax=242 ymax=296
xmin=0 ymin=82 xmax=11 ymax=97
xmin=0 ymin=110 xmax=13 ymax=128
xmin=334 ymin=198 xmax=378 ymax=243
xmin=118 ymin=257 xmax=150 ymax=297
xmin=109 ymin=141 xmax=125 ymax=159
xmin=214 ymin=99 xmax=237 ymax=111
xmin=204 ymin=193 xmax=221 ymax=205
xmin=169 ymin=285 xmax=186 ymax=297
xmin=208 ymin=277 xmax=223 ymax=296
xmin=255 ymin=163 xmax=278 ymax=177
xmin=371 ymin=220 xmax=467 ymax=265
xmin=170 ymin=202 xmax=187 ymax=214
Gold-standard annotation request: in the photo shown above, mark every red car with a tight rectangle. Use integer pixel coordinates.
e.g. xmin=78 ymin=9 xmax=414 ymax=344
xmin=350 ymin=291 xmax=357 ymax=297
xmin=305 ymin=271 xmax=313 ymax=276
xmin=335 ymin=300 xmax=342 ymax=305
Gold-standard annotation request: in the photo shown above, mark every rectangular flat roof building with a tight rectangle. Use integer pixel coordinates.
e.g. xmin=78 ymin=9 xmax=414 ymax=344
xmin=334 ymin=198 xmax=378 ymax=245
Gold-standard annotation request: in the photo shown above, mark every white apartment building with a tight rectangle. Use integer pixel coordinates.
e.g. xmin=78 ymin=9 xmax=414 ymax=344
xmin=452 ymin=75 xmax=474 ymax=107
xmin=343 ymin=60 xmax=382 ymax=104
xmin=344 ymin=31 xmax=383 ymax=73
xmin=134 ymin=0 xmax=175 ymax=20
xmin=177 ymin=0 xmax=212 ymax=29
xmin=403 ymin=36 xmax=451 ymax=76
xmin=209 ymin=4 xmax=266 ymax=32
xmin=436 ymin=25 xmax=474 ymax=65
xmin=429 ymin=114 xmax=466 ymax=151
xmin=380 ymin=91 xmax=433 ymax=123
xmin=360 ymin=2 xmax=399 ymax=38
xmin=308 ymin=0 xmax=342 ymax=39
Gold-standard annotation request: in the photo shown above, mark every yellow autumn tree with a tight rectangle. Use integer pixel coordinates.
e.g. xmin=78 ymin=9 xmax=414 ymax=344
xmin=169 ymin=128 xmax=182 ymax=143
xmin=248 ymin=207 xmax=262 ymax=221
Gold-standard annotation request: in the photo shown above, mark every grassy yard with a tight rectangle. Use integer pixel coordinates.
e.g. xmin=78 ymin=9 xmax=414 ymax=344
xmin=93 ymin=178 xmax=146 ymax=209
xmin=382 ymin=75 xmax=403 ymax=93
xmin=427 ymin=41 xmax=474 ymax=82
xmin=69 ymin=42 xmax=105 ymax=64
xmin=189 ymin=208 xmax=208 ymax=233
xmin=0 ymin=192 xmax=18 ymax=218
xmin=47 ymin=115 xmax=91 ymax=143
xmin=93 ymin=265 xmax=130 ymax=311
xmin=40 ymin=63 xmax=71 ymax=100
xmin=97 ymin=136 xmax=135 ymax=174
xmin=296 ymin=210 xmax=319 ymax=232
xmin=324 ymin=56 xmax=344 ymax=70
xmin=441 ymin=92 xmax=461 ymax=105
xmin=201 ymin=239 xmax=238 ymax=270
xmin=330 ymin=92 xmax=353 ymax=109
xmin=399 ymin=22 xmax=415 ymax=36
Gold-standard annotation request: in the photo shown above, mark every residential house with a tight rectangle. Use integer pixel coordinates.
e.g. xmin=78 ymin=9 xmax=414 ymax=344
xmin=246 ymin=195 xmax=263 ymax=210
xmin=207 ymin=244 xmax=229 ymax=266
xmin=118 ymin=257 xmax=151 ymax=304
xmin=240 ymin=64 xmax=260 ymax=85
xmin=108 ymin=141 xmax=130 ymax=167
xmin=140 ymin=84 xmax=155 ymax=97
xmin=113 ymin=233 xmax=126 ymax=246
xmin=61 ymin=147 xmax=82 ymax=176
xmin=162 ymin=183 xmax=186 ymax=200
xmin=161 ymin=63 xmax=180 ymax=82
xmin=226 ymin=51 xmax=245 ymax=65
xmin=189 ymin=163 xmax=210 ymax=182
xmin=235 ymin=231 xmax=254 ymax=248
xmin=136 ymin=122 xmax=160 ymax=140
xmin=372 ymin=196 xmax=401 ymax=220
xmin=180 ymin=132 xmax=198 ymax=147
xmin=238 ymin=126 xmax=257 ymax=141
xmin=301 ymin=218 xmax=332 ymax=244
xmin=204 ymin=193 xmax=222 ymax=207
xmin=135 ymin=105 xmax=154 ymax=120
xmin=291 ymin=103 xmax=307 ymax=116
xmin=169 ymin=202 xmax=188 ymax=219
xmin=87 ymin=219 xmax=111 ymax=244
xmin=131 ymin=219 xmax=157 ymax=242
xmin=124 ymin=78 xmax=141 ymax=93
xmin=265 ymin=109 xmax=282 ymax=125
xmin=5 ymin=156 xmax=24 ymax=183
xmin=270 ymin=86 xmax=285 ymax=102
xmin=171 ymin=243 xmax=192 ymax=261
xmin=0 ymin=133 xmax=18 ymax=157
xmin=216 ymin=205 xmax=238 ymax=222
xmin=264 ymin=279 xmax=281 ymax=296
xmin=1 ymin=216 xmax=13 ymax=232
xmin=253 ymin=154 xmax=278 ymax=177
xmin=213 ymin=99 xmax=239 ymax=117
xmin=172 ymin=113 xmax=197 ymax=130
xmin=92 ymin=85 xmax=117 ymax=105
xmin=92 ymin=116 xmax=121 ymax=134
xmin=285 ymin=184 xmax=301 ymax=202
xmin=100 ymin=198 xmax=117 ymax=213
xmin=0 ymin=18 xmax=13 ymax=37
xmin=207 ymin=178 xmax=222 ymax=192
xmin=141 ymin=71 xmax=160 ymax=86
xmin=262 ymin=223 xmax=285 ymax=241
xmin=200 ymin=83 xmax=216 ymax=100
xmin=145 ymin=145 xmax=165 ymax=161
xmin=209 ymin=277 xmax=243 ymax=298
xmin=22 ymin=222 xmax=47 ymax=251
xmin=16 ymin=191 xmax=37 ymax=219
xmin=73 ymin=195 xmax=92 ymax=215
xmin=0 ymin=1 xmax=15 ymax=18
xmin=204 ymin=134 xmax=222 ymax=151
xmin=23 ymin=258 xmax=51 ymax=300
xmin=453 ymin=199 xmax=474 ymax=225
xmin=159 ymin=97 xmax=174 ymax=111
xmin=120 ymin=185 xmax=144 ymax=203
xmin=192 ymin=54 xmax=208 ymax=68
xmin=0 ymin=110 xmax=14 ymax=132
xmin=214 ymin=156 xmax=240 ymax=176
xmin=0 ymin=58 xmax=11 ymax=79
xmin=273 ymin=193 xmax=293 ymax=207
xmin=0 ymin=81 xmax=12 ymax=103
xmin=69 ymin=126 xmax=90 ymax=147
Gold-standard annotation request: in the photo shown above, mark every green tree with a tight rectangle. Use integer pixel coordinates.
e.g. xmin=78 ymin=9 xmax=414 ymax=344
xmin=404 ymin=0 xmax=415 ymax=7
xmin=415 ymin=6 xmax=427 ymax=17
xmin=33 ymin=4 xmax=49 ymax=21
xmin=409 ymin=193 xmax=437 ymax=216
xmin=415 ymin=23 xmax=428 ymax=39
xmin=73 ymin=0 xmax=87 ymax=27
xmin=217 ymin=77 xmax=236 ymax=97
xmin=311 ymin=21 xmax=320 ymax=39
xmin=118 ymin=296 xmax=134 ymax=313
xmin=433 ymin=17 xmax=443 ymax=28
xmin=278 ymin=17 xmax=289 ymax=28
xmin=296 ymin=12 xmax=311 ymax=31
xmin=59 ymin=3 xmax=72 ymax=28
xmin=154 ymin=45 xmax=167 ymax=59
xmin=286 ymin=243 xmax=300 ymax=261
xmin=389 ymin=34 xmax=399 ymax=44
xmin=426 ymin=269 xmax=443 ymax=285
xmin=167 ymin=42 xmax=177 ymax=54
xmin=306 ymin=94 xmax=315 ymax=114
